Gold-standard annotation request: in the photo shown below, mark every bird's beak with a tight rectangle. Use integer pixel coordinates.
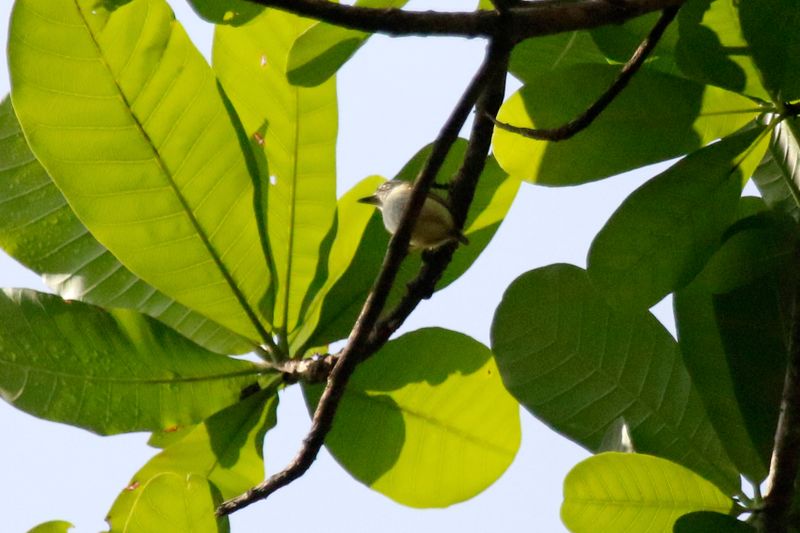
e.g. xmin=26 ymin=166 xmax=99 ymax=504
xmin=357 ymin=195 xmax=381 ymax=206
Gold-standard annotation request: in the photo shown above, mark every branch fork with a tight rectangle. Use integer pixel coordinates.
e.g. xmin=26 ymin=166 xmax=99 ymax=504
xmin=218 ymin=0 xmax=685 ymax=517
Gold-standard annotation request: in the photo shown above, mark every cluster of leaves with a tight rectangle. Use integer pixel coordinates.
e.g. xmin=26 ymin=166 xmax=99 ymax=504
xmin=490 ymin=0 xmax=800 ymax=530
xmin=1 ymin=0 xmax=519 ymax=530
xmin=2 ymin=0 xmax=800 ymax=532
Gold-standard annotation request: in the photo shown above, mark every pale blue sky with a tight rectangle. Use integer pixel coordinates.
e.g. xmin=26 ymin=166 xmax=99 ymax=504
xmin=0 ymin=1 xmax=696 ymax=531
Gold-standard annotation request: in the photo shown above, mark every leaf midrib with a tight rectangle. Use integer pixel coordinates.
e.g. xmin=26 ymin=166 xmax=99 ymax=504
xmin=70 ymin=0 xmax=269 ymax=343
xmin=1 ymin=357 xmax=262 ymax=385
xmin=345 ymin=387 xmax=517 ymax=457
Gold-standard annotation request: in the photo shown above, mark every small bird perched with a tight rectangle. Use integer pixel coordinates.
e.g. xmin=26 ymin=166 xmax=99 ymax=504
xmin=358 ymin=179 xmax=469 ymax=250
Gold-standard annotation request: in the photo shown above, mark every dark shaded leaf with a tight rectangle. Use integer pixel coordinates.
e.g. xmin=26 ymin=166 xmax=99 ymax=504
xmin=675 ymin=0 xmax=768 ymax=99
xmin=674 ymin=212 xmax=796 ymax=482
xmin=0 ymin=289 xmax=264 ymax=435
xmin=674 ymin=511 xmax=754 ymax=533
xmin=184 ymin=0 xmax=264 ymax=26
xmin=492 ymin=264 xmax=740 ymax=494
xmin=588 ymin=125 xmax=767 ymax=310
xmin=738 ymin=0 xmax=800 ymax=101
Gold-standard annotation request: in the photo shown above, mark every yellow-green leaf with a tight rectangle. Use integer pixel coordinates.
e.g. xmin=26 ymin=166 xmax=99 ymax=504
xmin=107 ymin=388 xmax=279 ymax=531
xmin=492 ymin=65 xmax=759 ymax=185
xmin=214 ymin=9 xmax=338 ymax=336
xmin=8 ymin=0 xmax=273 ymax=342
xmin=27 ymin=521 xmax=73 ymax=533
xmin=115 ymin=473 xmax=225 ymax=533
xmin=286 ymin=0 xmax=409 ymax=87
xmin=562 ymin=453 xmax=733 ymax=533
xmin=304 ymin=328 xmax=520 ymax=507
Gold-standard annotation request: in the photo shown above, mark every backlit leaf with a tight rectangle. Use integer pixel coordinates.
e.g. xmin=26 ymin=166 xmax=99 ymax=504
xmin=0 ymin=97 xmax=250 ymax=355
xmin=9 ymin=0 xmax=273 ymax=341
xmin=113 ymin=473 xmax=225 ymax=533
xmin=287 ymin=0 xmax=410 ymax=87
xmin=107 ymin=387 xmax=279 ymax=531
xmin=304 ymin=328 xmax=520 ymax=507
xmin=493 ymin=65 xmax=759 ymax=185
xmin=562 ymin=453 xmax=732 ymax=533
xmin=214 ymin=9 xmax=339 ymax=337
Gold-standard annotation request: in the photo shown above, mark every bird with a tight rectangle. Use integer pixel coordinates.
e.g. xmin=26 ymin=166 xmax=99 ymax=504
xmin=358 ymin=179 xmax=469 ymax=250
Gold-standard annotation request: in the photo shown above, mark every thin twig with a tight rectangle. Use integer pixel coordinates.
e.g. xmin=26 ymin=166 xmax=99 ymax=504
xmin=761 ymin=245 xmax=800 ymax=532
xmin=216 ymin=38 xmax=508 ymax=517
xmin=491 ymin=5 xmax=679 ymax=141
xmin=242 ymin=0 xmax=684 ymax=42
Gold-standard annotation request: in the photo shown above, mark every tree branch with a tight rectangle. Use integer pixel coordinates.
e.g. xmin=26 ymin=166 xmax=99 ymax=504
xmin=368 ymin=37 xmax=511 ymax=349
xmin=242 ymin=0 xmax=684 ymax=42
xmin=219 ymin=0 xmax=681 ymax=517
xmin=762 ymin=251 xmax=800 ymax=532
xmin=216 ymin=37 xmax=510 ymax=517
xmin=491 ymin=5 xmax=679 ymax=141
xmin=276 ymin=353 xmax=336 ymax=384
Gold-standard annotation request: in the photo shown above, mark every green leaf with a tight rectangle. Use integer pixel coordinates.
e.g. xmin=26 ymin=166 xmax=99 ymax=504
xmin=561 ymin=453 xmax=733 ymax=533
xmin=0 ymin=289 xmax=264 ymax=435
xmin=674 ymin=213 xmax=795 ymax=483
xmin=675 ymin=0 xmax=769 ymax=100
xmin=27 ymin=521 xmax=73 ymax=533
xmin=753 ymin=118 xmax=800 ymax=221
xmin=288 ymin=175 xmax=384 ymax=352
xmin=587 ymin=125 xmax=768 ymax=311
xmin=0 ymin=97 xmax=250 ymax=355
xmin=492 ymin=65 xmax=759 ymax=185
xmin=184 ymin=0 xmax=264 ymax=26
xmin=214 ymin=9 xmax=338 ymax=337
xmin=287 ymin=0 xmax=410 ymax=87
xmin=8 ymin=0 xmax=273 ymax=342
xmin=738 ymin=0 xmax=800 ymax=102
xmin=304 ymin=328 xmax=520 ymax=507
xmin=112 ymin=473 xmax=226 ymax=533
xmin=299 ymin=140 xmax=519 ymax=350
xmin=107 ymin=387 xmax=278 ymax=531
xmin=674 ymin=512 xmax=755 ymax=533
xmin=591 ymin=11 xmax=679 ymax=72
xmin=491 ymin=265 xmax=740 ymax=494
xmin=509 ymin=32 xmax=608 ymax=85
